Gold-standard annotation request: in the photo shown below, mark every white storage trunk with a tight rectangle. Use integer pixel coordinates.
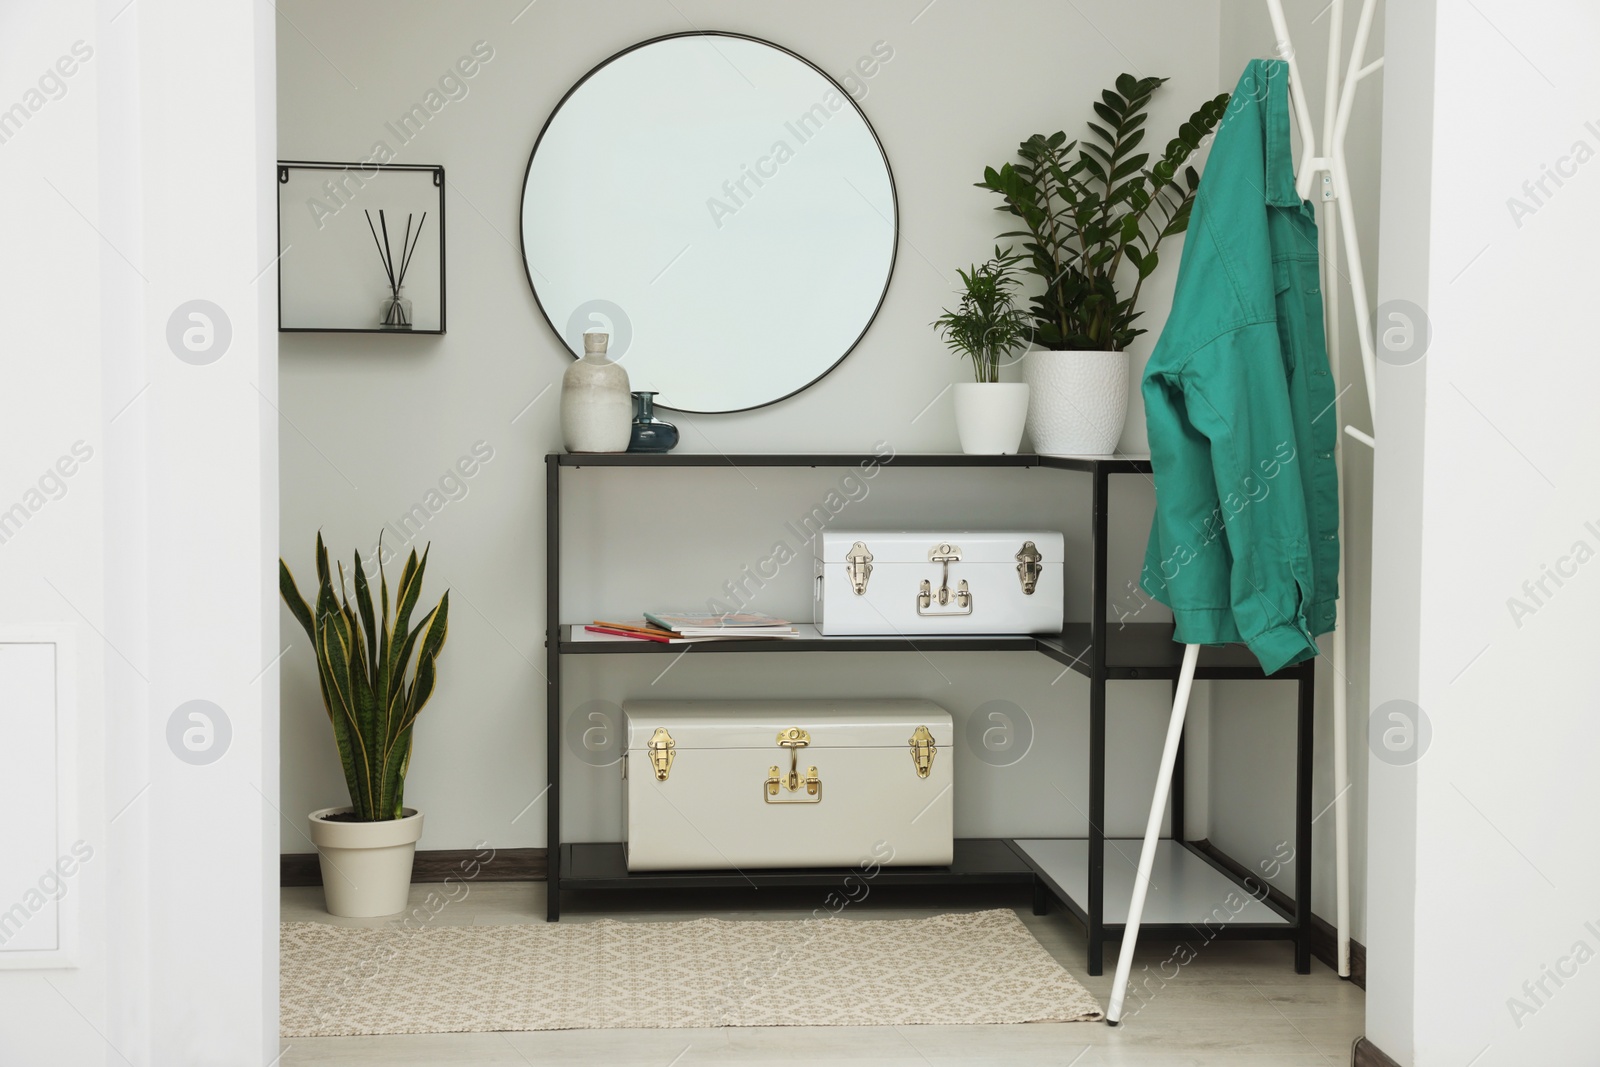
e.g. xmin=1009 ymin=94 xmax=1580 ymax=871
xmin=814 ymin=530 xmax=1064 ymax=636
xmin=623 ymin=699 xmax=953 ymax=871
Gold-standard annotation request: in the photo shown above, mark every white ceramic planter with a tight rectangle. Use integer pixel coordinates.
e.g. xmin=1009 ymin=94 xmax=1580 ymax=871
xmin=1022 ymin=349 xmax=1130 ymax=455
xmin=561 ymin=332 xmax=632 ymax=453
xmin=308 ymin=807 xmax=423 ymax=917
xmin=953 ymin=382 xmax=1029 ymax=455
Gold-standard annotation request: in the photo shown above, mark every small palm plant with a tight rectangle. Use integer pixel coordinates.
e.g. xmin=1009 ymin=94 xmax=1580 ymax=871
xmin=280 ymin=533 xmax=449 ymax=821
xmin=931 ymin=247 xmax=1034 ymax=383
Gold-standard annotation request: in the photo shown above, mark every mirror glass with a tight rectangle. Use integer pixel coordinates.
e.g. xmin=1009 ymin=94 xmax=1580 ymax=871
xmin=521 ymin=33 xmax=897 ymax=413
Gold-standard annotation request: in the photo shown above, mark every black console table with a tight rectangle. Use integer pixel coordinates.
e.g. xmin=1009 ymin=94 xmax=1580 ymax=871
xmin=544 ymin=452 xmax=1314 ymax=975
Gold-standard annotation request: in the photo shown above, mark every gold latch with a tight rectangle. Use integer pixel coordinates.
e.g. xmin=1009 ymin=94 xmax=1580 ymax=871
xmin=845 ymin=541 xmax=873 ymax=595
xmin=647 ymin=727 xmax=675 ymax=781
xmin=909 ymin=725 xmax=937 ymax=778
xmin=765 ymin=763 xmax=821 ymax=803
xmin=766 ymin=727 xmax=821 ymax=802
xmin=917 ymin=543 xmax=973 ymax=616
xmin=1016 ymin=540 xmax=1043 ymax=595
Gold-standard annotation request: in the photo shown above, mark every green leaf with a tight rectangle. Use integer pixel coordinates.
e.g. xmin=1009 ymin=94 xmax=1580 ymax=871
xmin=1110 ymin=153 xmax=1150 ymax=181
xmin=279 ymin=559 xmax=316 ymax=644
xmin=351 ymin=550 xmax=379 ymax=687
xmin=388 ymin=547 xmax=426 ymax=674
xmin=317 ymin=608 xmax=373 ymax=816
xmin=403 ymin=593 xmax=450 ymax=729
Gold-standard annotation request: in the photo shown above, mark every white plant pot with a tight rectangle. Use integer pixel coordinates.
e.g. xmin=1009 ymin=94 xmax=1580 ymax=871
xmin=953 ymin=382 xmax=1030 ymax=455
xmin=308 ymin=807 xmax=423 ymax=917
xmin=1022 ymin=349 xmax=1130 ymax=455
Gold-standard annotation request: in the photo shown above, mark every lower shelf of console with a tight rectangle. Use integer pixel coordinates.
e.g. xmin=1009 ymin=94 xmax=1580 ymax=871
xmin=1015 ymin=837 xmax=1294 ymax=937
xmin=557 ymin=838 xmax=1034 ymax=890
xmin=556 ymin=837 xmax=1299 ymax=946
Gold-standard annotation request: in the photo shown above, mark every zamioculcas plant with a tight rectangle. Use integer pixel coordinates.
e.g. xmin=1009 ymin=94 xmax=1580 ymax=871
xmin=280 ymin=533 xmax=449 ymax=821
xmin=978 ymin=74 xmax=1231 ymax=351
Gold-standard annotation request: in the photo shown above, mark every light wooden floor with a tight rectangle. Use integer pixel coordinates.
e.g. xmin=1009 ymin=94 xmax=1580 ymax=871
xmin=279 ymin=881 xmax=1364 ymax=1066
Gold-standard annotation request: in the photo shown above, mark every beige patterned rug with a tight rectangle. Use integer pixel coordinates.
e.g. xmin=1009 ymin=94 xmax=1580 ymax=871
xmin=281 ymin=909 xmax=1102 ymax=1036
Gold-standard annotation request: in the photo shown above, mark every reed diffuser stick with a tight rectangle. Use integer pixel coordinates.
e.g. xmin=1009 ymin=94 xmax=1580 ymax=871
xmin=397 ymin=211 xmax=427 ymax=289
xmin=363 ymin=209 xmax=395 ymax=292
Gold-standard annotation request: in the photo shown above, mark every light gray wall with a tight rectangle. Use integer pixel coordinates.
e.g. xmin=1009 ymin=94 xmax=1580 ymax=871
xmin=274 ymin=1 xmax=1282 ymax=863
xmin=1209 ymin=0 xmax=1384 ymax=946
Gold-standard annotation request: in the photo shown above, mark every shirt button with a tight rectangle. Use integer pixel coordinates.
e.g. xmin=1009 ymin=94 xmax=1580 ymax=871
xmin=1317 ymin=449 xmax=1333 ymax=459
xmin=1321 ymin=533 xmax=1337 ymax=541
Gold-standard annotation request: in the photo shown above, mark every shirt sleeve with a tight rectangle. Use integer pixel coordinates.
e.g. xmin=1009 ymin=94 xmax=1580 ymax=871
xmin=1155 ymin=323 xmax=1321 ymax=675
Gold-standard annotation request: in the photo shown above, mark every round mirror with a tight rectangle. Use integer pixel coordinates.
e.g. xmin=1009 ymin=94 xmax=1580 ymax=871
xmin=520 ymin=32 xmax=898 ymax=413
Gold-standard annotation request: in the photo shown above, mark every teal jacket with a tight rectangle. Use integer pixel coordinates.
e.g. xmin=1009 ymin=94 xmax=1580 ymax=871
xmin=1140 ymin=59 xmax=1340 ymax=676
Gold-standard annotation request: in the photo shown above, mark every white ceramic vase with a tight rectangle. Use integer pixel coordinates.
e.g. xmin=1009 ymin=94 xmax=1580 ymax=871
xmin=561 ymin=332 xmax=631 ymax=453
xmin=1022 ymin=349 xmax=1130 ymax=455
xmin=953 ymin=382 xmax=1030 ymax=455
xmin=307 ymin=807 xmax=423 ymax=917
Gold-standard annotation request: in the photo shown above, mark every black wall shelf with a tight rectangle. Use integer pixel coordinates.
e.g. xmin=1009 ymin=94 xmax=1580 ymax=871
xmin=276 ymin=161 xmax=447 ymax=334
xmin=543 ymin=451 xmax=1315 ymax=976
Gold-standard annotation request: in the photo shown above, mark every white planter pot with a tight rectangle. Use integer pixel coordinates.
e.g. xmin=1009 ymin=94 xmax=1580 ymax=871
xmin=953 ymin=382 xmax=1029 ymax=455
xmin=308 ymin=807 xmax=423 ymax=917
xmin=1022 ymin=349 xmax=1130 ymax=455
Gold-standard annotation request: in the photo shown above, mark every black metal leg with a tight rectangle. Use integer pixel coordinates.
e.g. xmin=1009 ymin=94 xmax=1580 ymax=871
xmin=546 ymin=457 xmax=562 ymax=922
xmin=1033 ymin=877 xmax=1051 ymax=916
xmin=1087 ymin=468 xmax=1109 ymax=976
xmin=1294 ymin=663 xmax=1314 ymax=972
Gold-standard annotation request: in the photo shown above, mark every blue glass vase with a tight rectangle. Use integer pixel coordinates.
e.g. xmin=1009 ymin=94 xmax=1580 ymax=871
xmin=628 ymin=392 xmax=678 ymax=453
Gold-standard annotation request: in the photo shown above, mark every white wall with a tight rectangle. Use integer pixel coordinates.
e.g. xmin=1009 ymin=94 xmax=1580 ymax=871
xmin=275 ymin=0 xmax=1238 ymax=854
xmin=0 ymin=0 xmax=279 ymax=1062
xmin=1366 ymin=0 xmax=1431 ymax=1055
xmin=1210 ymin=0 xmax=1385 ymax=945
xmin=1369 ymin=1 xmax=1600 ymax=1063
xmin=0 ymin=2 xmax=109 ymax=1059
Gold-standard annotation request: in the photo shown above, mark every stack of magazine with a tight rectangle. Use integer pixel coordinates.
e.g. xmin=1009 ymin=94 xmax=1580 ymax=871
xmin=584 ymin=611 xmax=798 ymax=643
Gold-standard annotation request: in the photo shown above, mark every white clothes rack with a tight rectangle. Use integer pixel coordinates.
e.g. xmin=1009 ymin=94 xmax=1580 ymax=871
xmin=1107 ymin=0 xmax=1382 ymax=1023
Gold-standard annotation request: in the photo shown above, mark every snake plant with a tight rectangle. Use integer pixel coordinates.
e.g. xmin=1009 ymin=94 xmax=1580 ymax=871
xmin=280 ymin=533 xmax=449 ymax=821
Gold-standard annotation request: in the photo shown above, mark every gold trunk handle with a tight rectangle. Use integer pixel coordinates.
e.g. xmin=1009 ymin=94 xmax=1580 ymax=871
xmin=765 ymin=727 xmax=821 ymax=803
